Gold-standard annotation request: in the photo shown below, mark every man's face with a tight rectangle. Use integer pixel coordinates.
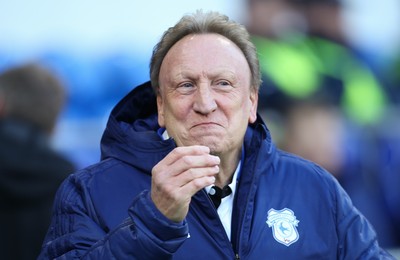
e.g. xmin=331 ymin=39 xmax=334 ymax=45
xmin=157 ymin=33 xmax=258 ymax=155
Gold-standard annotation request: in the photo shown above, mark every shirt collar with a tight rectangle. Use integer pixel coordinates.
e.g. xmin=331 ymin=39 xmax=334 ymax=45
xmin=205 ymin=160 xmax=241 ymax=195
xmin=158 ymin=127 xmax=169 ymax=140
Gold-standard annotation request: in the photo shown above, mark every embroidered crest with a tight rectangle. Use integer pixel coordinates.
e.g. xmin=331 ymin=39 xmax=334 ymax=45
xmin=266 ymin=208 xmax=300 ymax=246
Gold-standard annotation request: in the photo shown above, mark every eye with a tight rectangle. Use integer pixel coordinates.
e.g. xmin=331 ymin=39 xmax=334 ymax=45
xmin=217 ymin=81 xmax=231 ymax=86
xmin=214 ymin=80 xmax=233 ymax=90
xmin=176 ymin=82 xmax=196 ymax=94
xmin=180 ymin=82 xmax=194 ymax=88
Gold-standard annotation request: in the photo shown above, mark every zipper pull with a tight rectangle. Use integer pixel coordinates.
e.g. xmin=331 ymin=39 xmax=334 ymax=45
xmin=235 ymin=253 xmax=240 ymax=260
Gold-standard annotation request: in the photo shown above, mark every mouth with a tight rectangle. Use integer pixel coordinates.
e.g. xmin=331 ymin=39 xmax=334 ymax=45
xmin=191 ymin=122 xmax=221 ymax=129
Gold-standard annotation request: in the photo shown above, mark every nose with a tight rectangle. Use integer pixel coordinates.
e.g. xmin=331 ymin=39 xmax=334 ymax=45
xmin=193 ymin=83 xmax=217 ymax=115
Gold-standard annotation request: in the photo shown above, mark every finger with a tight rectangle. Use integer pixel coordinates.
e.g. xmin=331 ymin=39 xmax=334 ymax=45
xmin=171 ymin=165 xmax=219 ymax=187
xmin=168 ymin=154 xmax=220 ymax=177
xmin=152 ymin=146 xmax=219 ymax=180
xmin=162 ymin=145 xmax=211 ymax=166
xmin=178 ymin=175 xmax=217 ymax=198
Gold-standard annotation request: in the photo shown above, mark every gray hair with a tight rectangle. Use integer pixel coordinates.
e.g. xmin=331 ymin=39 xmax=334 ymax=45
xmin=150 ymin=10 xmax=261 ymax=94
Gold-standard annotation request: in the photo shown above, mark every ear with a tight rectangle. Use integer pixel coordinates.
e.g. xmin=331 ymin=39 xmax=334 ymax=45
xmin=248 ymin=90 xmax=258 ymax=124
xmin=157 ymin=95 xmax=165 ymax=127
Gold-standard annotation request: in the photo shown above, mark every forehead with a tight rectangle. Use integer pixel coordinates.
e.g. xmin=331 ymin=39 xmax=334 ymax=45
xmin=160 ymin=33 xmax=250 ymax=78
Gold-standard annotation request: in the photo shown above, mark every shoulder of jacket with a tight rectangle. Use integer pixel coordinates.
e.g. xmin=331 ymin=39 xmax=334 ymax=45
xmin=274 ymin=149 xmax=337 ymax=184
xmin=58 ymin=158 xmax=127 ymax=199
xmin=52 ymin=158 xmax=126 ymax=214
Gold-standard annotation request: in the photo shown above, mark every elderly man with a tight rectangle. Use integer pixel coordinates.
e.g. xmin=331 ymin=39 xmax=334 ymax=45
xmin=39 ymin=10 xmax=393 ymax=259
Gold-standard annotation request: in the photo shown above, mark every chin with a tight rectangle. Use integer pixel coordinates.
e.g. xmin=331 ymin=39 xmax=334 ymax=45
xmin=185 ymin=136 xmax=222 ymax=151
xmin=201 ymin=140 xmax=225 ymax=155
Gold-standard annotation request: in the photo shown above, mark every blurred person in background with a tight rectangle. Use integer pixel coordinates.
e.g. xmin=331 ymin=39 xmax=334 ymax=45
xmin=0 ymin=63 xmax=75 ymax=260
xmin=245 ymin=0 xmax=400 ymax=248
xmin=246 ymin=0 xmax=388 ymax=126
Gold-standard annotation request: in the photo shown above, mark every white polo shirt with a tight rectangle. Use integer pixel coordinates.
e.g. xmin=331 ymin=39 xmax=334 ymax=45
xmin=205 ymin=161 xmax=240 ymax=241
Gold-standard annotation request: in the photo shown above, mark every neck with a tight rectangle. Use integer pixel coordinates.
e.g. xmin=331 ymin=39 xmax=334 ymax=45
xmin=213 ymin=148 xmax=241 ymax=188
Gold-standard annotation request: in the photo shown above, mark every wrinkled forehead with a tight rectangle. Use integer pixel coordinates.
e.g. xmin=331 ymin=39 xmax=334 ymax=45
xmin=160 ymin=33 xmax=250 ymax=78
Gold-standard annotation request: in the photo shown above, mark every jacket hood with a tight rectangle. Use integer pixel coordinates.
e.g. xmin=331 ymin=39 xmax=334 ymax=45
xmin=100 ymin=81 xmax=176 ymax=173
xmin=100 ymin=81 xmax=273 ymax=173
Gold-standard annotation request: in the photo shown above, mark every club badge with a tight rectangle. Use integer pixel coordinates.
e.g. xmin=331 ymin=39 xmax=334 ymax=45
xmin=266 ymin=208 xmax=300 ymax=246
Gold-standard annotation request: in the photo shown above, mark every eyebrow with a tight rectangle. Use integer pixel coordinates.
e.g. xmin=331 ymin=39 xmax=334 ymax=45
xmin=170 ymin=68 xmax=238 ymax=82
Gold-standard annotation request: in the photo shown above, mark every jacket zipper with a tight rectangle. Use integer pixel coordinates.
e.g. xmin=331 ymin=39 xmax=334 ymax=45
xmin=202 ymin=189 xmax=237 ymax=257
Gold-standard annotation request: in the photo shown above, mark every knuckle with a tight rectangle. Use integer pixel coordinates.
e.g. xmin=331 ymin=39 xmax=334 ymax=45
xmin=172 ymin=147 xmax=185 ymax=156
xmin=161 ymin=184 xmax=174 ymax=196
xmin=181 ymin=155 xmax=193 ymax=165
xmin=151 ymin=165 xmax=160 ymax=175
xmin=192 ymin=178 xmax=204 ymax=189
xmin=187 ymin=168 xmax=198 ymax=178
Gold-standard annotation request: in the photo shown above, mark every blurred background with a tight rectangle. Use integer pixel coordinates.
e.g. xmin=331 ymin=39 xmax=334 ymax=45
xmin=0 ymin=0 xmax=399 ymax=256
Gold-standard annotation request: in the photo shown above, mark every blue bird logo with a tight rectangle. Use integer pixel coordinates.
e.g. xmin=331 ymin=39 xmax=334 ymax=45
xmin=279 ymin=222 xmax=290 ymax=234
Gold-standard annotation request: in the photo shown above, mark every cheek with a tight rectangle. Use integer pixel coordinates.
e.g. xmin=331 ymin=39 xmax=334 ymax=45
xmin=223 ymin=99 xmax=249 ymax=125
xmin=233 ymin=101 xmax=255 ymax=125
xmin=158 ymin=96 xmax=188 ymax=127
xmin=163 ymin=100 xmax=189 ymax=124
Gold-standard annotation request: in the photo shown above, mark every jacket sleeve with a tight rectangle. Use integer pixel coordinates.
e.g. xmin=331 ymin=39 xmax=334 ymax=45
xmin=38 ymin=173 xmax=188 ymax=259
xmin=334 ymin=177 xmax=395 ymax=259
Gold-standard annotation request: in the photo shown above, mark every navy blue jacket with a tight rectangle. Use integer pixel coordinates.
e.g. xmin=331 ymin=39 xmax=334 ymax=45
xmin=39 ymin=81 xmax=393 ymax=259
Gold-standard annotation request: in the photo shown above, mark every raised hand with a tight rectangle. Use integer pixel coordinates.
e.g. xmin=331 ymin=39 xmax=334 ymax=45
xmin=151 ymin=145 xmax=220 ymax=222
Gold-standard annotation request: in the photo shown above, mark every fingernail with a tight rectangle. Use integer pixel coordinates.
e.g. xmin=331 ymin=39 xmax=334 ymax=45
xmin=213 ymin=155 xmax=220 ymax=164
